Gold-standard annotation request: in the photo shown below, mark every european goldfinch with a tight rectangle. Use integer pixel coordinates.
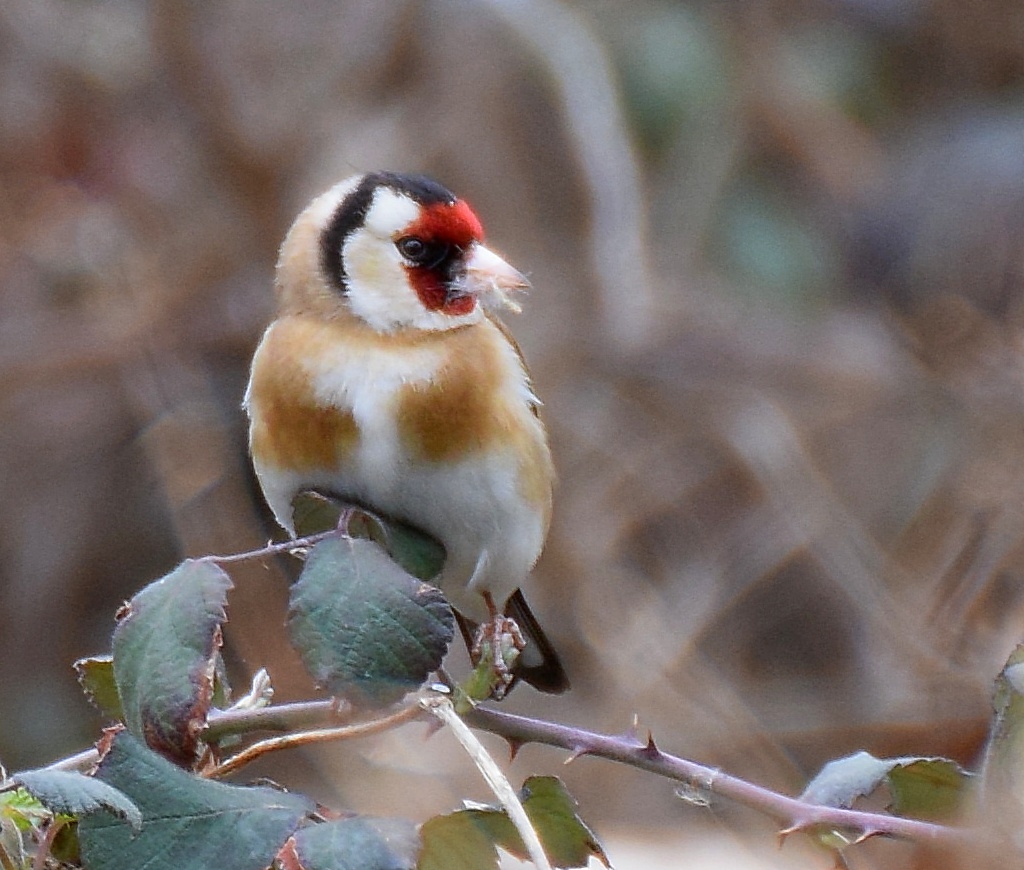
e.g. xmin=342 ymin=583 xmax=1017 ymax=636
xmin=245 ymin=171 xmax=569 ymax=693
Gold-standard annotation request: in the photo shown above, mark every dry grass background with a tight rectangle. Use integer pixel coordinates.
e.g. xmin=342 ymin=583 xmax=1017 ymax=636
xmin=4 ymin=1 xmax=1024 ymax=866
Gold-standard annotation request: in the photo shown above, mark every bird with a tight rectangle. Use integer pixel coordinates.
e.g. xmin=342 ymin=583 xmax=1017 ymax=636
xmin=244 ymin=170 xmax=569 ymax=694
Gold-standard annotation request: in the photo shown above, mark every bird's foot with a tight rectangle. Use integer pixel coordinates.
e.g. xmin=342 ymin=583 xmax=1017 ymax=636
xmin=469 ymin=594 xmax=525 ymax=700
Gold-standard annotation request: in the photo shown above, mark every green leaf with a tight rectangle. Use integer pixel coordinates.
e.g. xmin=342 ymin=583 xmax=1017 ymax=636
xmin=292 ymin=491 xmax=346 ymax=539
xmin=13 ymin=768 xmax=141 ymax=831
xmin=454 ymin=649 xmax=509 ymax=712
xmin=289 ymin=816 xmax=419 ymax=870
xmin=112 ymin=559 xmax=232 ymax=764
xmin=79 ymin=731 xmax=311 ymax=870
xmin=981 ymin=644 xmax=1024 ymax=822
xmin=364 ymin=515 xmax=446 ymax=583
xmin=0 ymin=789 xmax=47 ymax=867
xmin=419 ymin=778 xmax=607 ymax=870
xmin=291 ymin=492 xmax=446 ymax=581
xmin=50 ymin=817 xmax=81 ymax=864
xmin=288 ymin=536 xmax=454 ymax=706
xmin=74 ymin=655 xmax=122 ymax=720
xmin=0 ymin=787 xmax=51 ymax=830
xmin=417 ymin=812 xmax=498 ymax=870
xmin=0 ymin=814 xmax=25 ymax=868
xmin=801 ymin=751 xmax=971 ymax=822
xmin=211 ymin=652 xmax=233 ymax=709
xmin=887 ymin=758 xmax=969 ymax=821
xmin=514 ymin=777 xmax=609 ymax=868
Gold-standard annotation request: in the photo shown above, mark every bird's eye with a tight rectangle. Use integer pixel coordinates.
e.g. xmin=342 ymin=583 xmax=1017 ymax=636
xmin=397 ymin=237 xmax=425 ymax=260
xmin=397 ymin=236 xmax=448 ymax=268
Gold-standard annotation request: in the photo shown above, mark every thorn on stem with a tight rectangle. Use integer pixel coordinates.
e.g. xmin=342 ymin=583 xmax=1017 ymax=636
xmin=640 ymin=731 xmax=660 ymax=759
xmin=423 ymin=717 xmax=446 ymax=740
xmin=565 ymin=745 xmax=590 ymax=765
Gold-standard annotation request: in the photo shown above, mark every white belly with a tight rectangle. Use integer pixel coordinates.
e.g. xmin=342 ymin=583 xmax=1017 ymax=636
xmin=251 ymin=324 xmax=549 ymax=622
xmin=256 ymin=446 xmax=546 ymax=623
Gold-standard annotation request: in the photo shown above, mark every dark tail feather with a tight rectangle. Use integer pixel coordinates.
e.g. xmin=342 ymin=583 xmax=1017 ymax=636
xmin=504 ymin=589 xmax=571 ymax=694
xmin=454 ymin=591 xmax=570 ymax=695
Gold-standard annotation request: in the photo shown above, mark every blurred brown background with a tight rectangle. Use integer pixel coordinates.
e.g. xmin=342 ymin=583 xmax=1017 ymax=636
xmin=4 ymin=0 xmax=1024 ymax=866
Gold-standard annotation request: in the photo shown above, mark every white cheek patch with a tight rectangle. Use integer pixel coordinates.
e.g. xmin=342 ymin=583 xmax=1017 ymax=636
xmin=342 ymin=231 xmax=423 ymax=330
xmin=341 ymin=188 xmax=421 ymax=331
xmin=341 ymin=187 xmax=483 ymax=332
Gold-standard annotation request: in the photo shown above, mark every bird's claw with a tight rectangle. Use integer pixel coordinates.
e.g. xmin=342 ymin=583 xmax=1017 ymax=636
xmin=471 ymin=613 xmax=525 ymax=700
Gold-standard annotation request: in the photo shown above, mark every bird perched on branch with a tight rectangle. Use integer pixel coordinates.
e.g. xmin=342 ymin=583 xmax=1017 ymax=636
xmin=244 ymin=171 xmax=569 ymax=694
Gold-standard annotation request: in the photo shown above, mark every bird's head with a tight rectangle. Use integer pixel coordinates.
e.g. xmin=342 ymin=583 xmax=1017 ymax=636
xmin=275 ymin=171 xmax=528 ymax=331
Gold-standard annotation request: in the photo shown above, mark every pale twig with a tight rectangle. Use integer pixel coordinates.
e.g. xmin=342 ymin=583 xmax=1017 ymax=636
xmin=204 ymin=698 xmax=350 ymax=741
xmin=196 ymin=529 xmax=338 ymax=565
xmin=423 ymin=695 xmax=551 ymax=870
xmin=209 ymin=701 xmax=425 ymax=780
xmin=6 ymin=698 xmax=358 ymax=783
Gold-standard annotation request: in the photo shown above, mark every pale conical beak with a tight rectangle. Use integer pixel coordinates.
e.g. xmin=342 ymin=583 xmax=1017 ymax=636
xmin=465 ymin=244 xmax=530 ymax=313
